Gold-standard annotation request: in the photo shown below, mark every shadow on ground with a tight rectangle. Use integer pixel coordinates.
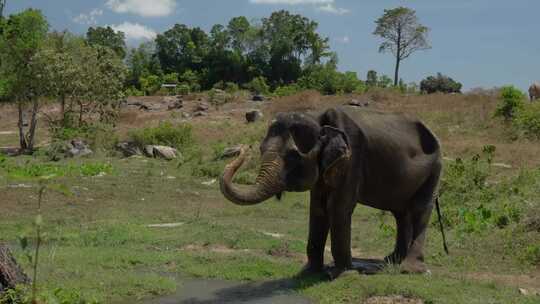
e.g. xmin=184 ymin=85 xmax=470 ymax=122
xmin=142 ymin=258 xmax=386 ymax=304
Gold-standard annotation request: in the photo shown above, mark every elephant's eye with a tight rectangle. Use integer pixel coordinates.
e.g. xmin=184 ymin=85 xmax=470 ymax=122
xmin=284 ymin=149 xmax=302 ymax=166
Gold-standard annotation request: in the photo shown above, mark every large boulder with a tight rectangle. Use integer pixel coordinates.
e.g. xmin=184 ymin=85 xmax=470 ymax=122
xmin=168 ymin=100 xmax=183 ymax=111
xmin=116 ymin=142 xmax=142 ymax=157
xmin=219 ymin=145 xmax=243 ymax=159
xmin=246 ymin=110 xmax=263 ymax=123
xmin=193 ymin=111 xmax=208 ymax=117
xmin=65 ymin=139 xmax=92 ymax=158
xmin=345 ymin=99 xmax=371 ymax=107
xmin=144 ymin=145 xmax=178 ymax=160
xmin=252 ymin=94 xmax=265 ymax=102
xmin=153 ymin=145 xmax=178 ymax=160
xmin=196 ymin=102 xmax=210 ymax=112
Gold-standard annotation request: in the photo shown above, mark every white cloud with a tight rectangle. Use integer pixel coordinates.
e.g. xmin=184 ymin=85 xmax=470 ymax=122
xmin=110 ymin=22 xmax=157 ymax=41
xmin=316 ymin=3 xmax=350 ymax=15
xmin=106 ymin=0 xmax=176 ymax=17
xmin=250 ymin=0 xmax=332 ymax=4
xmin=250 ymin=0 xmax=350 ymax=15
xmin=336 ymin=35 xmax=350 ymax=44
xmin=72 ymin=8 xmax=103 ymax=25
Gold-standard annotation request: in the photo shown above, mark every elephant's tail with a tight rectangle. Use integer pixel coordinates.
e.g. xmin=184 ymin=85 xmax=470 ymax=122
xmin=435 ymin=197 xmax=449 ymax=254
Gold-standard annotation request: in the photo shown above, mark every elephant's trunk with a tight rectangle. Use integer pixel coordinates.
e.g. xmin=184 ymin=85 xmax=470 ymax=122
xmin=220 ymin=147 xmax=285 ymax=206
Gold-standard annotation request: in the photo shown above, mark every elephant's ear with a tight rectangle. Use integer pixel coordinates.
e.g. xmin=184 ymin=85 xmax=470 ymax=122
xmin=320 ymin=126 xmax=351 ymax=187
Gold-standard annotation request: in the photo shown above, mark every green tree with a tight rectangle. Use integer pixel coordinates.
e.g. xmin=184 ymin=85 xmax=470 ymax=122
xmin=366 ymin=70 xmax=378 ymax=87
xmin=373 ymin=7 xmax=430 ymax=86
xmin=420 ymin=73 xmax=462 ymax=94
xmin=260 ymin=10 xmax=329 ymax=84
xmin=0 ymin=9 xmax=48 ymax=152
xmin=126 ymin=41 xmax=162 ymax=88
xmin=86 ymin=26 xmax=127 ymax=59
xmin=155 ymin=24 xmax=209 ymax=74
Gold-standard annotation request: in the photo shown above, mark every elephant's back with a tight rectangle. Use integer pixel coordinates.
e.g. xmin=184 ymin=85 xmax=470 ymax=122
xmin=338 ymin=106 xmax=437 ymax=153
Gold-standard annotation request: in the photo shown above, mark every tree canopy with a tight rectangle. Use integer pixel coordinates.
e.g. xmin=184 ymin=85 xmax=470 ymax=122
xmin=374 ymin=7 xmax=430 ymax=86
xmin=86 ymin=26 xmax=127 ymax=59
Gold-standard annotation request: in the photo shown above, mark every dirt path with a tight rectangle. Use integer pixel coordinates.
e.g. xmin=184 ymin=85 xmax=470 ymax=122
xmin=140 ymin=277 xmax=311 ymax=304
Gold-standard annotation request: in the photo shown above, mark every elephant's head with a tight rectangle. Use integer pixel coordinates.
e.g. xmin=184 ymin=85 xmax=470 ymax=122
xmin=220 ymin=112 xmax=351 ymax=206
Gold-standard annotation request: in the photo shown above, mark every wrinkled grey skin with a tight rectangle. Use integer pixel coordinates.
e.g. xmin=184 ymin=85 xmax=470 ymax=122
xmin=220 ymin=106 xmax=442 ymax=279
xmin=529 ymin=83 xmax=540 ymax=101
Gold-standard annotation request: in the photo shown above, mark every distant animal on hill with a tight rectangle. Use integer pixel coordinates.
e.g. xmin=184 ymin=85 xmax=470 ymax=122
xmin=529 ymin=82 xmax=540 ymax=101
xmin=220 ymin=106 xmax=447 ymax=279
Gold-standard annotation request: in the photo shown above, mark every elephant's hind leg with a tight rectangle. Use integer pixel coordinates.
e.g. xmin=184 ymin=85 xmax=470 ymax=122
xmin=401 ymin=168 xmax=441 ymax=273
xmin=384 ymin=211 xmax=413 ymax=265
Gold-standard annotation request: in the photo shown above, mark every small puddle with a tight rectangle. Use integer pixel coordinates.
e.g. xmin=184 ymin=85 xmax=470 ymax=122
xmin=130 ymin=273 xmax=311 ymax=304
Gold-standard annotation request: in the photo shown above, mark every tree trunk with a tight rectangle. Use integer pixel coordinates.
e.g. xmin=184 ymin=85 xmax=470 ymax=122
xmin=26 ymin=99 xmax=39 ymax=152
xmin=394 ymin=56 xmax=400 ymax=87
xmin=394 ymin=29 xmax=402 ymax=87
xmin=17 ymin=102 xmax=27 ymax=152
xmin=60 ymin=94 xmax=65 ymax=122
xmin=0 ymin=244 xmax=30 ymax=294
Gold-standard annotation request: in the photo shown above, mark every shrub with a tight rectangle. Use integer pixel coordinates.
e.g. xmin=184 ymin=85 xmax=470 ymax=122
xmin=162 ymin=72 xmax=179 ymax=84
xmin=225 ymin=82 xmax=240 ymax=93
xmin=494 ymin=86 xmax=526 ymax=120
xmin=128 ymin=122 xmax=194 ymax=152
xmin=246 ymin=76 xmax=270 ymax=95
xmin=49 ymin=121 xmax=118 ymax=151
xmin=175 ymin=83 xmax=191 ymax=95
xmin=366 ymin=70 xmax=378 ymax=87
xmin=273 ymin=84 xmax=301 ymax=97
xmin=125 ymin=86 xmax=144 ymax=97
xmin=139 ymin=74 xmax=161 ymax=95
xmin=524 ymin=244 xmax=540 ymax=265
xmin=208 ymin=88 xmax=234 ymax=107
xmin=299 ymin=65 xmax=364 ymax=95
xmin=420 ymin=73 xmax=462 ymax=94
xmin=514 ymin=102 xmax=540 ymax=138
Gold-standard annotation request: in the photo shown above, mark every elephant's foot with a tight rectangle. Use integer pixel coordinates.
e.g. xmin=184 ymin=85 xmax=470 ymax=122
xmin=383 ymin=251 xmax=403 ymax=265
xmin=400 ymin=258 xmax=428 ymax=274
xmin=325 ymin=265 xmax=349 ymax=280
xmin=297 ymin=262 xmax=325 ymax=277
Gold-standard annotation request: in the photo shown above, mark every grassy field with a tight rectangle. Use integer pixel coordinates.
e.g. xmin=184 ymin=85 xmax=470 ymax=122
xmin=0 ymin=91 xmax=539 ymax=303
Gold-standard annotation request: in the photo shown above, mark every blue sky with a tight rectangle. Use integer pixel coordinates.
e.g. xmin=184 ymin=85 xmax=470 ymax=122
xmin=4 ymin=0 xmax=540 ymax=91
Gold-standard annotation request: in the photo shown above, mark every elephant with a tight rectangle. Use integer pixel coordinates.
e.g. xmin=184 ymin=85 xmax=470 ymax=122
xmin=529 ymin=82 xmax=540 ymax=101
xmin=220 ymin=106 xmax=447 ymax=279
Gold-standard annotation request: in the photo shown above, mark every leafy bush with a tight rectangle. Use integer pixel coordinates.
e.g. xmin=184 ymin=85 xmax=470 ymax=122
xmin=125 ymin=86 xmax=144 ymax=97
xmin=273 ymin=84 xmax=301 ymax=97
xmin=366 ymin=70 xmax=378 ymax=87
xmin=225 ymin=82 xmax=240 ymax=93
xmin=49 ymin=121 xmax=118 ymax=152
xmin=246 ymin=76 xmax=270 ymax=95
xmin=524 ymin=244 xmax=540 ymax=265
xmin=128 ymin=122 xmax=194 ymax=152
xmin=420 ymin=73 xmax=462 ymax=94
xmin=208 ymin=88 xmax=234 ymax=107
xmin=0 ymin=159 xmax=113 ymax=179
xmin=299 ymin=65 xmax=364 ymax=95
xmin=162 ymin=72 xmax=179 ymax=84
xmin=139 ymin=74 xmax=161 ymax=95
xmin=494 ymin=86 xmax=526 ymax=121
xmin=0 ymin=285 xmax=99 ymax=304
xmin=514 ymin=102 xmax=540 ymax=139
xmin=175 ymin=83 xmax=191 ymax=95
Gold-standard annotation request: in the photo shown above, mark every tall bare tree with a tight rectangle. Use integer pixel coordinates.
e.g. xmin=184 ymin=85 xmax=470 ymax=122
xmin=0 ymin=0 xmax=5 ymax=19
xmin=373 ymin=7 xmax=430 ymax=86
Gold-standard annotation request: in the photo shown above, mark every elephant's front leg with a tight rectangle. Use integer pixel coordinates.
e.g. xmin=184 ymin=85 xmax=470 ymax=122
xmin=326 ymin=191 xmax=354 ymax=279
xmin=303 ymin=188 xmax=329 ymax=274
